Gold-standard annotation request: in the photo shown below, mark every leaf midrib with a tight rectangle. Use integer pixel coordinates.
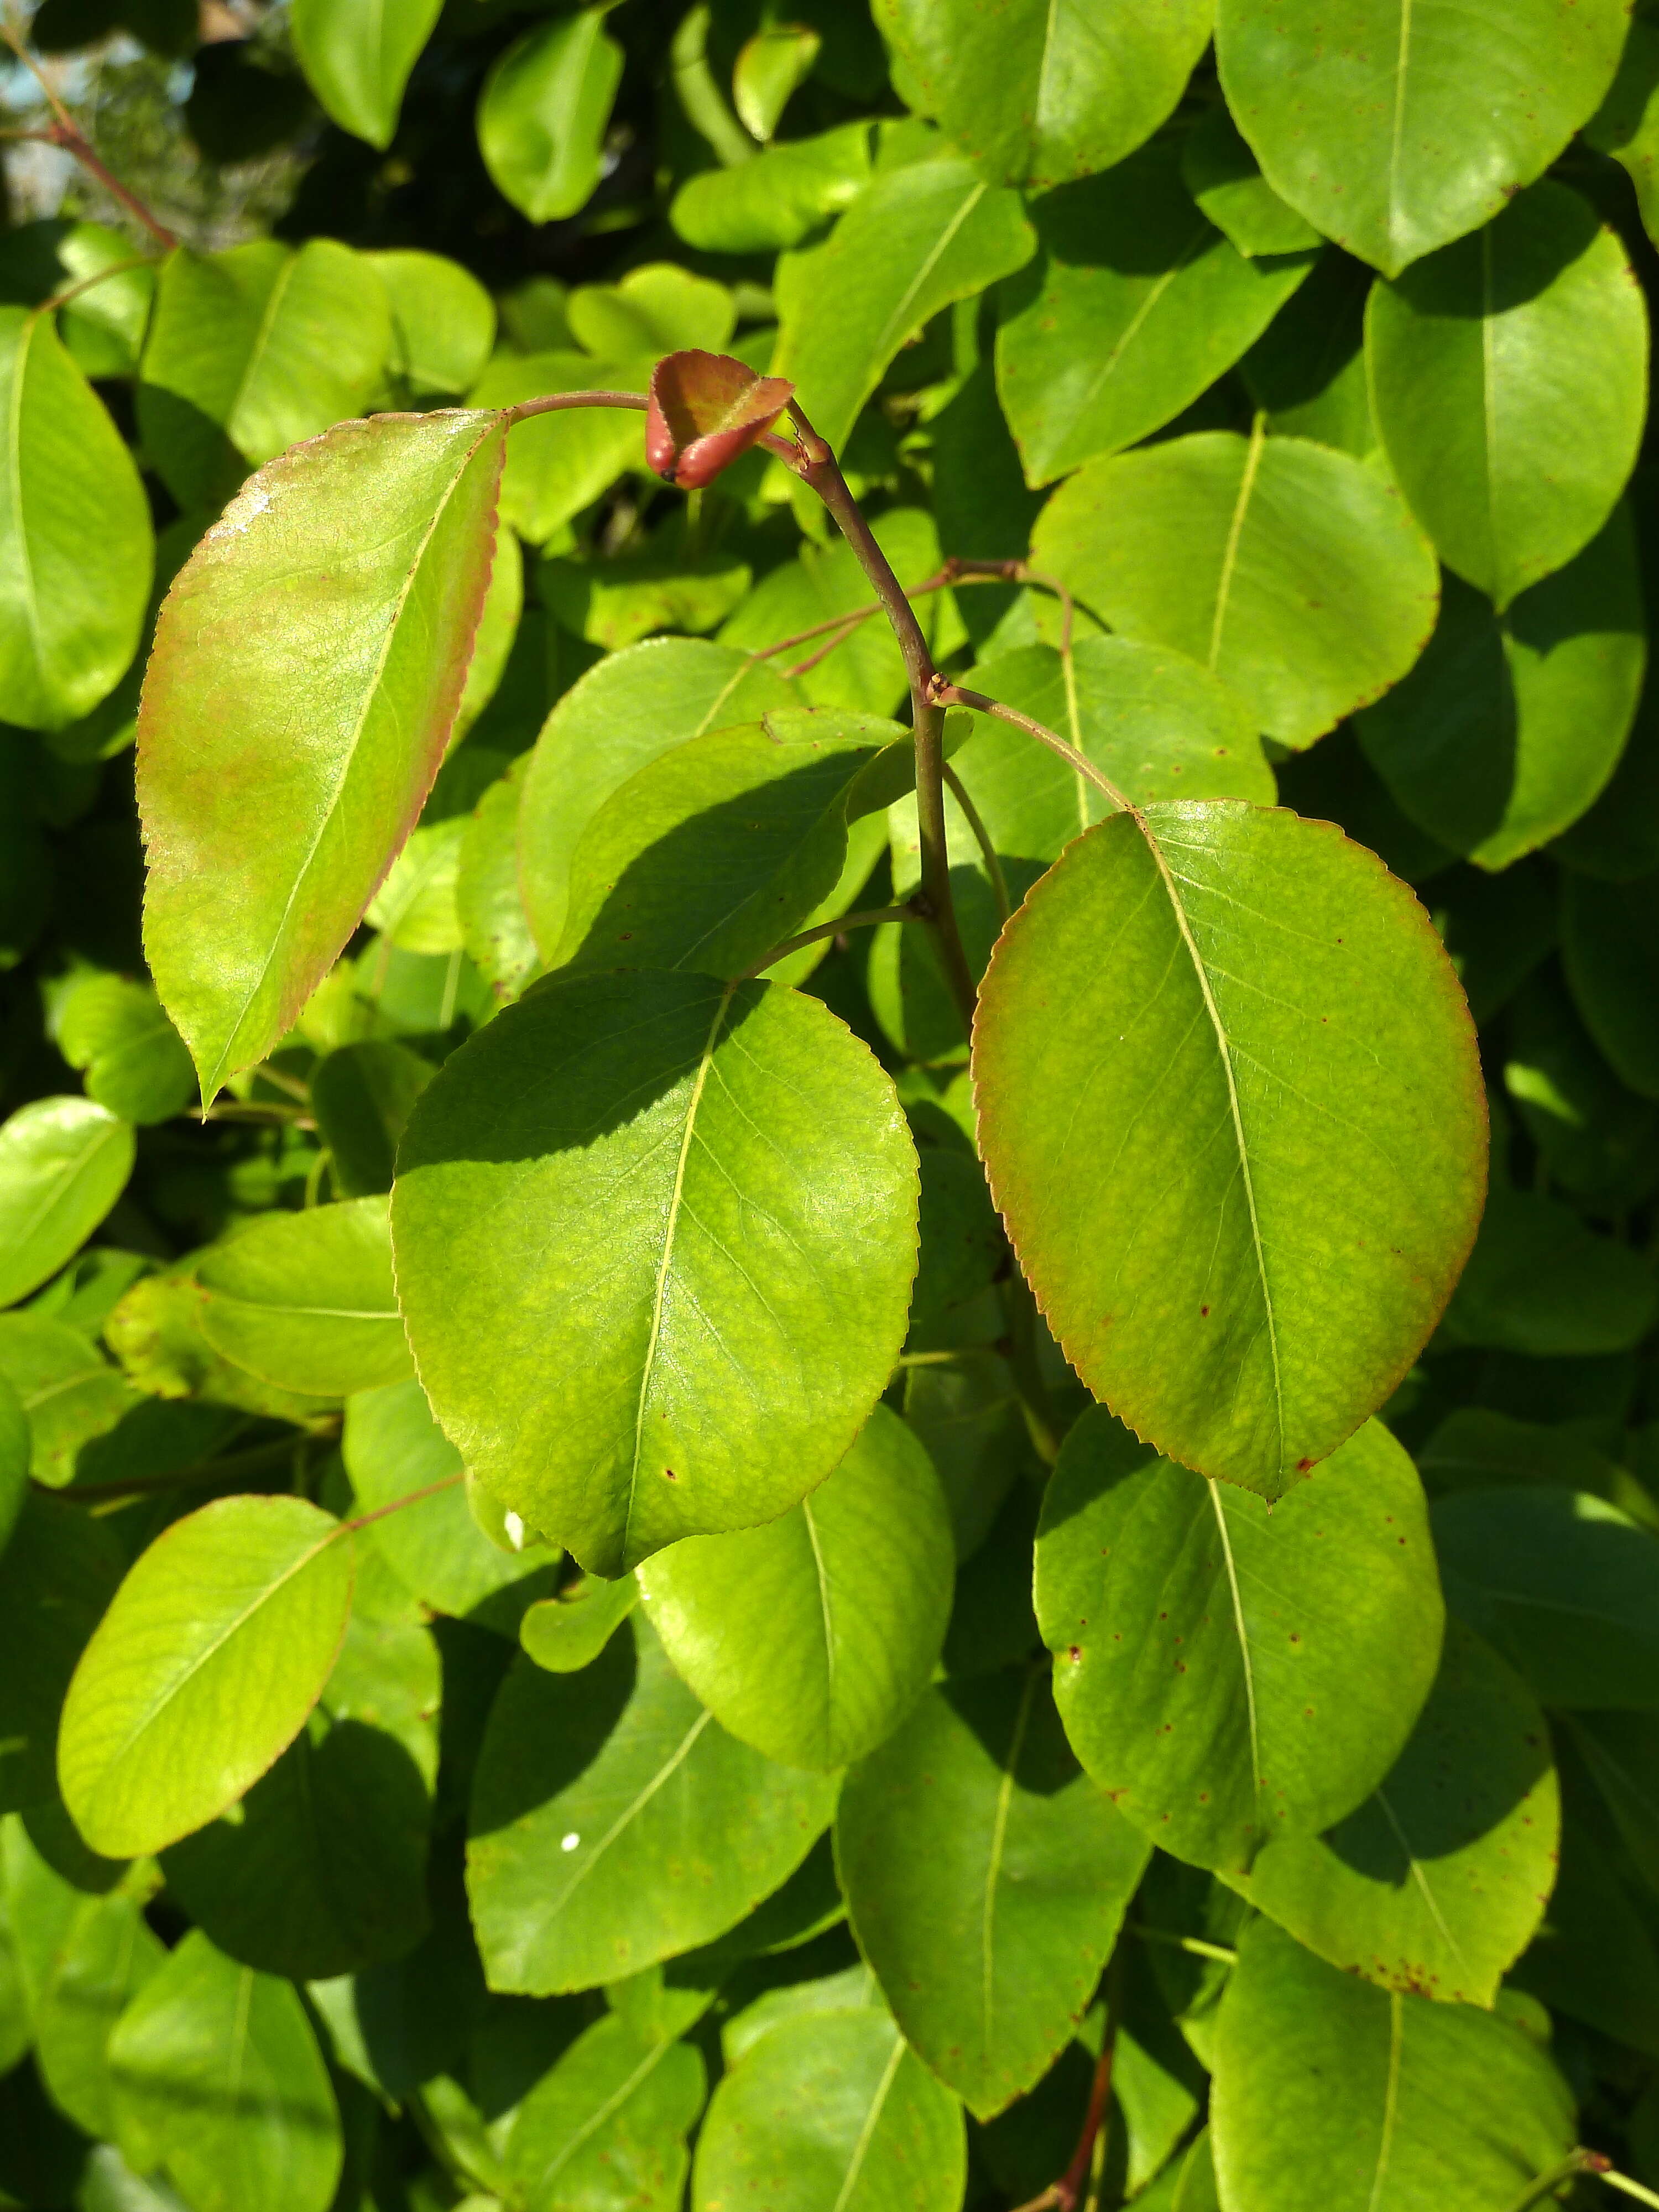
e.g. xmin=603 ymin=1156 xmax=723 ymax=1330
xmin=528 ymin=2032 xmax=675 ymax=2193
xmin=4 ymin=1115 xmax=123 ymax=1266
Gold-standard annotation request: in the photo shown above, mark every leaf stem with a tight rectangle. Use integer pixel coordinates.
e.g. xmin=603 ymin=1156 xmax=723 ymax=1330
xmin=1503 ymin=2150 xmax=1613 ymax=2212
xmin=929 ymin=677 xmax=1135 ymax=817
xmin=341 ymin=1470 xmax=464 ymax=1535
xmin=781 ymin=401 xmax=978 ymax=1030
xmin=943 ymin=763 xmax=1010 ymax=926
xmin=33 ymin=252 xmax=156 ymax=316
xmin=505 ymin=390 xmax=649 ymax=426
xmin=43 ymin=1422 xmax=342 ymax=1504
xmin=1126 ymin=1923 xmax=1239 ymax=1966
xmin=1597 ymin=2167 xmax=1659 ymax=2210
xmin=1011 ymin=1952 xmax=1124 ymax=2212
xmin=735 ymin=903 xmax=921 ymax=983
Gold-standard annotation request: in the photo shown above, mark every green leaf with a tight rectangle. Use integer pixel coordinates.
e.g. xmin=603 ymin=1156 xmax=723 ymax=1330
xmin=368 ymin=248 xmax=496 ymax=396
xmin=773 ymin=153 xmax=1034 ymax=451
xmin=456 ymin=759 xmax=539 ymax=999
xmin=290 ymin=0 xmax=442 ymax=150
xmin=517 ymin=638 xmax=797 ymax=959
xmin=1433 ymin=1484 xmax=1659 ymax=1709
xmin=875 ymin=0 xmax=1213 ymax=189
xmin=57 ymin=975 xmax=195 ymax=1126
xmin=519 ymin=1570 xmax=638 ymax=1673
xmin=342 ymin=1378 xmax=560 ymax=1634
xmin=553 ymin=709 xmax=907 ymax=978
xmin=309 ymin=1040 xmax=435 ymax=1198
xmin=194 ymin=1195 xmax=411 ymax=1396
xmin=466 ymin=1617 xmax=837 ymax=1992
xmin=995 ymin=145 xmax=1316 ymax=485
xmin=50 ymin=221 xmax=156 ymax=380
xmin=974 ymin=805 xmax=1485 ymax=1495
xmin=542 ymin=542 xmax=750 ymax=653
xmin=1356 ymin=521 xmax=1646 ymax=870
xmin=58 ymin=1494 xmax=354 ymax=1857
xmin=162 ymin=1704 xmax=431 ymax=1980
xmin=0 ymin=308 xmax=152 ymax=732
xmin=959 ymin=639 xmax=1275 ymax=847
xmin=1442 ymin=1186 xmax=1658 ymax=1357
xmin=0 ymin=1097 xmax=134 ymax=1308
xmin=836 ymin=1670 xmax=1149 ymax=2116
xmin=1512 ymin=1814 xmax=1659 ymax=2058
xmin=477 ymin=11 xmax=625 ymax=226
xmin=568 ymin=264 xmax=737 ymax=357
xmin=1587 ymin=9 xmax=1659 ymax=251
xmin=1209 ymin=1918 xmax=1575 ymax=2212
xmin=901 ymin=1349 xmax=1031 ymax=1561
xmin=139 ymin=408 xmax=507 ymax=1095
xmin=1230 ymin=1619 xmax=1558 ymax=2005
xmin=734 ymin=23 xmax=820 ymax=139
xmin=0 ymin=1494 xmax=124 ymax=1813
xmin=108 ymin=1930 xmax=343 ymax=2212
xmin=1215 ymin=0 xmax=1630 ymax=275
xmin=392 ymin=972 xmax=919 ymax=1577
xmin=691 ymin=2007 xmax=966 ymax=2212
xmin=670 ymin=121 xmax=873 ymax=254
xmin=1368 ymin=183 xmax=1646 ymax=610
xmin=1562 ymin=865 xmax=1659 ymax=1097
xmin=507 ymin=2013 xmax=705 ymax=2212
xmin=1181 ymin=105 xmax=1324 ymax=257
xmin=0 ymin=1312 xmax=137 ymax=1484
xmin=366 ymin=817 xmax=466 ymax=954
xmin=1239 ymin=251 xmax=1378 ymax=456
xmin=1504 ymin=969 xmax=1659 ymax=1211
xmin=1032 ymin=427 xmax=1439 ymax=747
xmin=6 ymin=1833 xmax=164 ymax=2140
xmin=138 ymin=241 xmax=393 ymax=510
xmin=1567 ymin=1709 xmax=1659 ymax=1897
xmin=638 ymin=1403 xmax=953 ymax=1770
xmin=468 ymin=352 xmax=649 ymax=545
xmin=1035 ymin=1412 xmax=1443 ymax=1871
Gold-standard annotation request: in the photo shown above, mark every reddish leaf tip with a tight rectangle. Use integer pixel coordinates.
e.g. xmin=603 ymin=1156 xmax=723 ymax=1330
xmin=646 ymin=349 xmax=794 ymax=490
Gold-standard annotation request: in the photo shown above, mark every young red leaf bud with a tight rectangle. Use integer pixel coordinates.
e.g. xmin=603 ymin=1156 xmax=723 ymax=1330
xmin=645 ymin=349 xmax=794 ymax=489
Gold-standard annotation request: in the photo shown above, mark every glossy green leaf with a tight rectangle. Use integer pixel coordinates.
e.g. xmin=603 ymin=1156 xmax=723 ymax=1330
xmin=1356 ymin=517 xmax=1646 ymax=869
xmin=568 ymin=263 xmax=737 ymax=357
xmin=456 ymin=760 xmax=538 ymax=998
xmin=519 ymin=1570 xmax=638 ymax=1673
xmin=507 ymin=2013 xmax=705 ymax=2212
xmin=393 ymin=971 xmax=919 ymax=1576
xmin=290 ymin=0 xmax=442 ymax=150
xmin=468 ymin=352 xmax=649 ymax=545
xmin=901 ymin=1349 xmax=1031 ymax=1561
xmin=49 ymin=220 xmax=156 ymax=380
xmin=1433 ymin=1485 xmax=1659 ymax=1709
xmin=692 ymin=2006 xmax=966 ymax=2212
xmin=1035 ymin=1412 xmax=1443 ymax=1871
xmin=1368 ymin=183 xmax=1646 ymax=609
xmin=1587 ymin=9 xmax=1659 ymax=251
xmin=366 ymin=817 xmax=465 ymax=954
xmin=1442 ymin=1186 xmax=1658 ymax=1357
xmin=1215 ymin=0 xmax=1630 ymax=275
xmin=1239 ymin=251 xmax=1378 ymax=456
xmin=342 ymin=1378 xmax=560 ymax=1633
xmin=1031 ymin=429 xmax=1439 ymax=747
xmin=0 ymin=1494 xmax=124 ymax=1813
xmin=466 ymin=1617 xmax=837 ymax=1992
xmin=7 ymin=1833 xmax=164 ymax=2140
xmin=138 ymin=241 xmax=393 ymax=510
xmin=162 ymin=1703 xmax=431 ymax=1980
xmin=836 ymin=1670 xmax=1148 ymax=2116
xmin=1504 ymin=969 xmax=1659 ymax=1211
xmin=0 ymin=308 xmax=152 ymax=732
xmin=309 ymin=1040 xmax=435 ymax=1197
xmin=1562 ymin=866 xmax=1659 ymax=1097
xmin=139 ymin=409 xmax=507 ymax=1095
xmin=108 ymin=1931 xmax=343 ymax=2212
xmin=974 ymin=805 xmax=1485 ymax=1495
xmin=517 ymin=638 xmax=796 ymax=959
xmin=1181 ymin=105 xmax=1323 ymax=257
xmin=1210 ymin=1918 xmax=1575 ymax=2212
xmin=194 ymin=1195 xmax=410 ymax=1396
xmin=1231 ymin=1620 xmax=1558 ymax=2004
xmin=58 ymin=1494 xmax=354 ymax=1856
xmin=478 ymin=11 xmax=625 ymax=226
xmin=959 ymin=639 xmax=1274 ymax=852
xmin=734 ymin=23 xmax=820 ymax=140
xmin=0 ymin=1312 xmax=137 ymax=1485
xmin=368 ymin=248 xmax=496 ymax=395
xmin=774 ymin=154 xmax=1034 ymax=451
xmin=996 ymin=145 xmax=1316 ymax=486
xmin=670 ymin=121 xmax=873 ymax=254
xmin=57 ymin=975 xmax=195 ymax=1126
xmin=542 ymin=542 xmax=750 ymax=653
xmin=639 ymin=1404 xmax=953 ymax=1770
xmin=0 ymin=1097 xmax=134 ymax=1308
xmin=876 ymin=0 xmax=1213 ymax=189
xmin=553 ymin=709 xmax=906 ymax=978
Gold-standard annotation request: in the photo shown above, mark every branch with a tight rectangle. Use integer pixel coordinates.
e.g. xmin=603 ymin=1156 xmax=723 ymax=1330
xmin=781 ymin=403 xmax=979 ymax=1031
xmin=0 ymin=12 xmax=178 ymax=253
xmin=1011 ymin=1999 xmax=1121 ymax=2212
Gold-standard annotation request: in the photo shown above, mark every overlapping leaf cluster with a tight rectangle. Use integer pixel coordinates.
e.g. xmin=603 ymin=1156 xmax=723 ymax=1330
xmin=1 ymin=2 xmax=1659 ymax=2209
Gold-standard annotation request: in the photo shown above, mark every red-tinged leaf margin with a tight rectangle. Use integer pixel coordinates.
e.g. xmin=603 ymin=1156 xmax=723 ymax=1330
xmin=646 ymin=349 xmax=795 ymax=488
xmin=138 ymin=408 xmax=508 ymax=1102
